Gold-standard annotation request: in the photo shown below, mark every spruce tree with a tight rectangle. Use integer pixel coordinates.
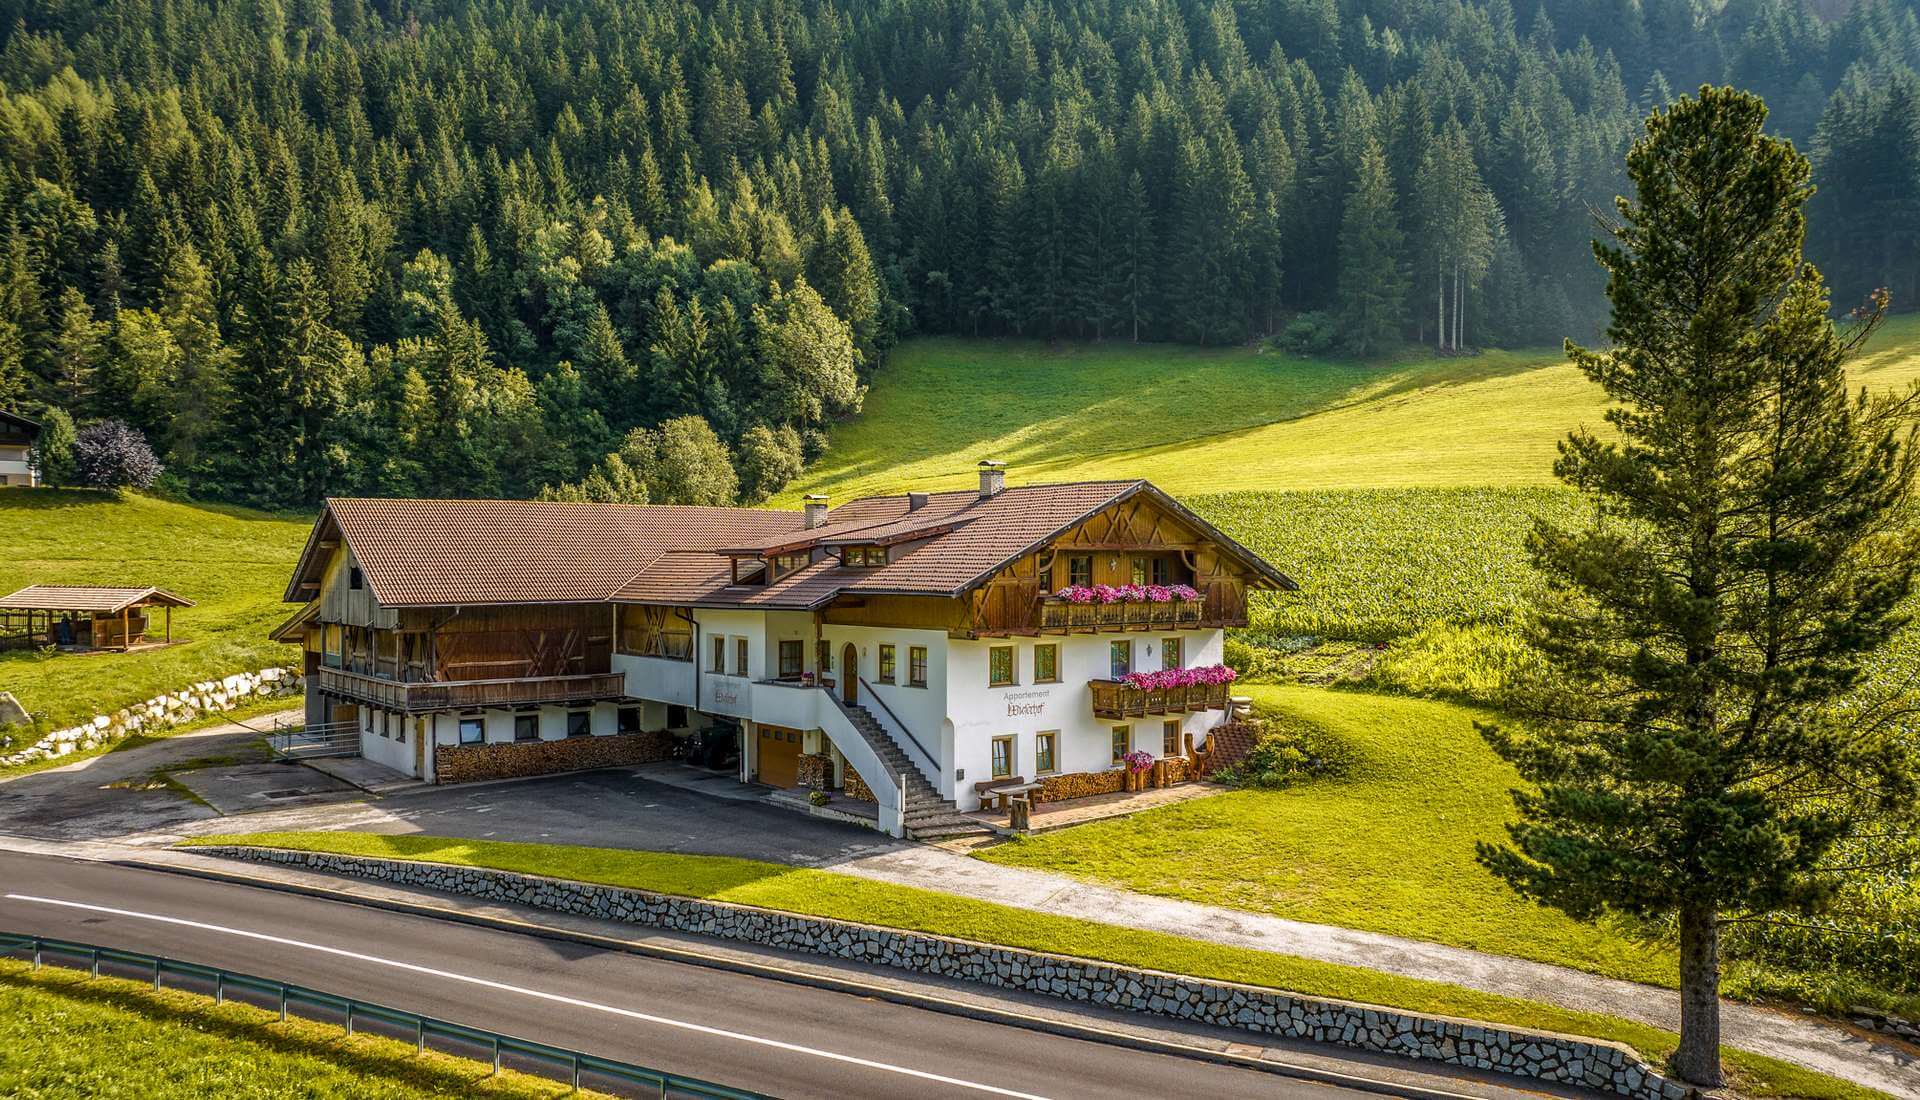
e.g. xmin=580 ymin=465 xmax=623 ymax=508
xmin=1480 ymin=87 xmax=1920 ymax=1087
xmin=1334 ymin=140 xmax=1407 ymax=356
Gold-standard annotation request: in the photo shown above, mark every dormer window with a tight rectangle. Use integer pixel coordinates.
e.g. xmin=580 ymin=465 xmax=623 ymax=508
xmin=843 ymin=545 xmax=886 ymax=568
xmin=772 ymin=552 xmax=810 ymax=577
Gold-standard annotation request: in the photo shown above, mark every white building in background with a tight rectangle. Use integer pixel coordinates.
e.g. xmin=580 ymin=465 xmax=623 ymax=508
xmin=0 ymin=410 xmax=40 ymax=487
xmin=277 ymin=464 xmax=1293 ymax=838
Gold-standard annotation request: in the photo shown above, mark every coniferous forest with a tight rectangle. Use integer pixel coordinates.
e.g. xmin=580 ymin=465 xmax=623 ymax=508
xmin=1 ymin=0 xmax=1918 ymax=506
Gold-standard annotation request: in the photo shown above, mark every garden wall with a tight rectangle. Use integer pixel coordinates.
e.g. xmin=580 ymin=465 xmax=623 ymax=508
xmin=0 ymin=667 xmax=301 ymax=768
xmin=201 ymin=846 xmax=1692 ymax=1100
xmin=432 ymin=730 xmax=673 ymax=784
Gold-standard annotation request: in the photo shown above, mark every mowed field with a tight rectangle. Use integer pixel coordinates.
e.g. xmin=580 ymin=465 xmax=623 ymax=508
xmin=0 ymin=490 xmax=309 ymax=737
xmin=785 ymin=313 xmax=1920 ymax=501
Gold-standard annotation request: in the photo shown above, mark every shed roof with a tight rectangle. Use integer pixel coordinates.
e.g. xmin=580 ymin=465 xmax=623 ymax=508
xmin=0 ymin=585 xmax=194 ymax=613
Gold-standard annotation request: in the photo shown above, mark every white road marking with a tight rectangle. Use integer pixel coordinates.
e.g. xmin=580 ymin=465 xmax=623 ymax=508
xmin=6 ymin=893 xmax=1053 ymax=1099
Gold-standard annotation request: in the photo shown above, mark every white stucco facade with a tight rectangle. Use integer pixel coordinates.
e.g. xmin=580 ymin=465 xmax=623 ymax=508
xmin=0 ymin=443 xmax=36 ymax=487
xmin=612 ymin=610 xmax=1229 ymax=810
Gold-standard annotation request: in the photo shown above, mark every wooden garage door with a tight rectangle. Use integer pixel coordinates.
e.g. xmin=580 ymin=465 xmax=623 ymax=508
xmin=757 ymin=725 xmax=802 ymax=787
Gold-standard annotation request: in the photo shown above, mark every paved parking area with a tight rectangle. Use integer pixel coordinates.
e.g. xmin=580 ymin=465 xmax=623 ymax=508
xmin=167 ymin=762 xmax=359 ymax=815
xmin=177 ymin=765 xmax=902 ymax=867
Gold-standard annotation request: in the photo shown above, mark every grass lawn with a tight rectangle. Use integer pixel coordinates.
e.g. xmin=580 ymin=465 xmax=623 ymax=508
xmin=181 ymin=831 xmax=1886 ymax=1100
xmin=0 ymin=960 xmax=596 ymax=1098
xmin=0 ymin=488 xmax=309 ymax=734
xmin=785 ymin=313 xmax=1920 ymax=502
xmin=981 ymin=684 xmax=1679 ymax=988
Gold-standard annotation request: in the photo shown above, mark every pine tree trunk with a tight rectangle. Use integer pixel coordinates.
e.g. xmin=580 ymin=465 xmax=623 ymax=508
xmin=1436 ymin=256 xmax=1446 ymax=351
xmin=1674 ymin=903 xmax=1724 ymax=1087
xmin=1452 ymin=260 xmax=1462 ymax=351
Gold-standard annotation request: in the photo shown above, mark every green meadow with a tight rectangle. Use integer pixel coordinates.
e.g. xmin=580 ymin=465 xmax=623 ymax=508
xmin=0 ymin=489 xmax=308 ymax=744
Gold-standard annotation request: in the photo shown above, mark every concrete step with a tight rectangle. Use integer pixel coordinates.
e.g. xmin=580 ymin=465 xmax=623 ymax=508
xmin=907 ymin=820 xmax=996 ymax=840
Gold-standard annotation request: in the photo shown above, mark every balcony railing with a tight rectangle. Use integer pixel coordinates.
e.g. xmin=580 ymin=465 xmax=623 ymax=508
xmin=1088 ymin=678 xmax=1231 ymax=720
xmin=312 ymin=667 xmax=626 ymax=714
xmin=1038 ymin=597 xmax=1207 ymax=633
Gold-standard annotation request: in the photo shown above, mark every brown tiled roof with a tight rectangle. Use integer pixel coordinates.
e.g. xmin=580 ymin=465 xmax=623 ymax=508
xmin=285 ymin=479 xmax=1294 ymax=611
xmin=290 ymin=498 xmax=802 ymax=607
xmin=0 ymin=584 xmax=194 ymax=612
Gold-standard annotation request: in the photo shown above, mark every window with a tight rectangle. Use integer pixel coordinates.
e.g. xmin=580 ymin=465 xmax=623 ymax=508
xmin=778 ymin=640 xmax=804 ymax=678
xmin=1131 ymin=557 xmax=1148 ymax=585
xmin=1033 ymin=644 xmax=1059 ymax=684
xmin=349 ymin=566 xmax=363 ymax=590
xmin=1151 ymin=557 xmax=1172 ymax=585
xmin=566 ymin=711 xmax=592 ymax=737
xmin=668 ymin=704 xmax=689 ymax=728
xmin=514 ymin=714 xmax=540 ymax=742
xmin=1111 ymin=726 xmax=1131 ymax=765
xmin=1068 ymin=554 xmax=1093 ymax=588
xmin=618 ymin=706 xmax=641 ymax=733
xmin=843 ymin=545 xmax=886 ymax=567
xmin=458 ymin=717 xmax=485 ymax=745
xmin=817 ymin=639 xmax=832 ymax=672
xmin=1109 ymin=640 xmax=1132 ymax=679
xmin=773 ymin=552 xmax=809 ymax=576
xmin=1036 ymin=732 xmax=1057 ymax=775
xmin=988 ymin=646 xmax=1015 ymax=687
xmin=908 ymin=646 xmax=928 ymax=687
xmin=991 ymin=736 xmax=1014 ymax=779
xmin=1164 ymin=720 xmax=1182 ymax=756
xmin=1162 ymin=637 xmax=1183 ymax=670
xmin=878 ymin=644 xmax=897 ymax=683
xmin=735 ymin=637 xmax=749 ymax=676
xmin=710 ymin=635 xmax=726 ymax=672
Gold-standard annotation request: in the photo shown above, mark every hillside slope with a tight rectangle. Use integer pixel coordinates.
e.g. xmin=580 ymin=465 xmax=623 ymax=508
xmin=0 ymin=491 xmax=309 ymax=733
xmin=786 ymin=315 xmax=1920 ymax=500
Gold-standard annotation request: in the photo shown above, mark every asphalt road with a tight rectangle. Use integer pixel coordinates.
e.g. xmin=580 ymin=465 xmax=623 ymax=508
xmin=0 ymin=852 xmax=1390 ymax=1100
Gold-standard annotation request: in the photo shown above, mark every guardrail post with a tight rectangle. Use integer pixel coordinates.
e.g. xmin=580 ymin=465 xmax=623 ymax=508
xmin=215 ymin=972 xmax=225 ymax=1004
xmin=570 ymin=1052 xmax=581 ymax=1092
xmin=279 ymin=986 xmax=288 ymax=1022
xmin=415 ymin=1018 xmax=425 ymax=1054
xmin=153 ymin=957 xmax=161 ymax=990
xmin=345 ymin=1002 xmax=355 ymax=1036
xmin=490 ymin=1036 xmax=501 ymax=1076
xmin=89 ymin=947 xmax=99 ymax=979
xmin=31 ymin=939 xmax=41 ymax=969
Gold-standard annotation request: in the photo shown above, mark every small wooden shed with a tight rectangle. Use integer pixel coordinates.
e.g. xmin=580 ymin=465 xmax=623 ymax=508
xmin=0 ymin=585 xmax=195 ymax=652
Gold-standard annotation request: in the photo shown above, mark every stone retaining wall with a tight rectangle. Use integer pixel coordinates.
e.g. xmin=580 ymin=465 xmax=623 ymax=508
xmin=0 ymin=667 xmax=301 ymax=768
xmin=202 ymin=846 xmax=1691 ymax=1100
xmin=433 ymin=730 xmax=674 ymax=784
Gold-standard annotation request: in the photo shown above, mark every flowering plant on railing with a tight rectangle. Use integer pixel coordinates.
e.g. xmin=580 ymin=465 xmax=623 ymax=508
xmin=1054 ymin=583 xmax=1203 ymax=604
xmin=1122 ymin=749 xmax=1156 ymax=773
xmin=1119 ymin=664 xmax=1237 ymax=692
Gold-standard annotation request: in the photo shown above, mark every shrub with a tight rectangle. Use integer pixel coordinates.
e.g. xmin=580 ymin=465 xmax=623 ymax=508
xmin=807 ymin=789 xmax=830 ymax=807
xmin=1219 ymin=713 xmax=1344 ymax=789
xmin=70 ymin=419 xmax=161 ymax=490
xmin=1271 ymin=312 xmax=1339 ymax=356
xmin=30 ymin=406 xmax=75 ymax=485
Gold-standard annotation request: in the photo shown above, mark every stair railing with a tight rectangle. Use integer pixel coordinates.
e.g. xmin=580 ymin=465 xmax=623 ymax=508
xmin=856 ymin=677 xmax=941 ymax=787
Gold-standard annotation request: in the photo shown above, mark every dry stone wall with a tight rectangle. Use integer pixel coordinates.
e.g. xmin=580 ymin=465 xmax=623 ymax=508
xmin=203 ymin=846 xmax=1696 ymax=1100
xmin=0 ymin=667 xmax=300 ymax=768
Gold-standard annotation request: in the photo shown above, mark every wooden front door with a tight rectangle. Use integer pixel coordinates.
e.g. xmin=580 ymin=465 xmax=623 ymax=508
xmin=757 ymin=726 xmax=802 ymax=787
xmin=841 ymin=644 xmax=858 ymax=704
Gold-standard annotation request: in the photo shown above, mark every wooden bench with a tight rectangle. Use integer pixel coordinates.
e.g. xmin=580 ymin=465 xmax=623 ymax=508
xmin=973 ymin=776 xmax=1043 ymax=811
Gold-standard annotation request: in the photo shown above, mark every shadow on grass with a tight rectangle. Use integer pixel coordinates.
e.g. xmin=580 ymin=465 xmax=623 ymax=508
xmin=0 ymin=963 xmax=583 ymax=1098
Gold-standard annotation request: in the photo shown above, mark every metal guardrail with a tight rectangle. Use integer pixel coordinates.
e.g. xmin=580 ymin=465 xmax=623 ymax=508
xmin=0 ymin=932 xmax=767 ymax=1099
xmin=267 ymin=718 xmax=360 ymax=760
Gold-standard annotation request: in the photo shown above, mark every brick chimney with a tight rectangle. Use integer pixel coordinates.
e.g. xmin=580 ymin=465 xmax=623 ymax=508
xmin=978 ymin=459 xmax=1006 ymax=500
xmin=803 ymin=494 xmax=829 ymax=529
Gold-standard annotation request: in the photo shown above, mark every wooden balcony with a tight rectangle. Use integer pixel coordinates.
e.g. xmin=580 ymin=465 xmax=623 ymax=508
xmin=1088 ymin=679 xmax=1231 ymax=720
xmin=312 ymin=667 xmax=627 ymax=714
xmin=1038 ymin=598 xmax=1207 ymax=633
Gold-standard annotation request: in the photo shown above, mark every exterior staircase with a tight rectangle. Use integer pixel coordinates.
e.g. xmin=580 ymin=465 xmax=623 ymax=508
xmin=833 ymin=699 xmax=993 ymax=841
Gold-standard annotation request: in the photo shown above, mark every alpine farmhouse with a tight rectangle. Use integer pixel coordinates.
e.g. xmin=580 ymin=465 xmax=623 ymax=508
xmin=277 ymin=465 xmax=1294 ymax=838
